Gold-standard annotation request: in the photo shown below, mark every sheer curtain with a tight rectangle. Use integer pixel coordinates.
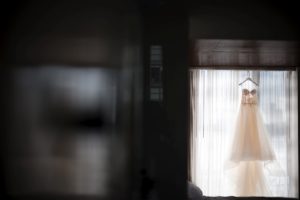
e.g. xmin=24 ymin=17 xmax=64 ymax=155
xmin=190 ymin=69 xmax=298 ymax=197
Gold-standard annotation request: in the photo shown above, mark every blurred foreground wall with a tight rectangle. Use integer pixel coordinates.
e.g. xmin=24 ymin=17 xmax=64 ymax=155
xmin=0 ymin=1 xmax=142 ymax=200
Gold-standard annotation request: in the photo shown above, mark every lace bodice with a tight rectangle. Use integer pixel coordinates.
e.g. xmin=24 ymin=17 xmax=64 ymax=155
xmin=241 ymin=89 xmax=257 ymax=104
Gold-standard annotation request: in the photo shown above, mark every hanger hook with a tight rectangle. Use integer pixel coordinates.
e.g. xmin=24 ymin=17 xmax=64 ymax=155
xmin=247 ymin=70 xmax=250 ymax=77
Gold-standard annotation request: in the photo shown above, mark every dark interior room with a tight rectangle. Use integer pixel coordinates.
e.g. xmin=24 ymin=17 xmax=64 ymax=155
xmin=0 ymin=0 xmax=299 ymax=200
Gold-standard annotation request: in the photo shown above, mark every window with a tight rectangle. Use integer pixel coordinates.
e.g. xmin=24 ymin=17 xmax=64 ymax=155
xmin=149 ymin=45 xmax=163 ymax=102
xmin=190 ymin=69 xmax=298 ymax=197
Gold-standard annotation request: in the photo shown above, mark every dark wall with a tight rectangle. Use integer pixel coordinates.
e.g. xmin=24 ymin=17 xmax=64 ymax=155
xmin=142 ymin=2 xmax=188 ymax=200
xmin=1 ymin=0 xmax=140 ymax=66
xmin=189 ymin=0 xmax=300 ymax=40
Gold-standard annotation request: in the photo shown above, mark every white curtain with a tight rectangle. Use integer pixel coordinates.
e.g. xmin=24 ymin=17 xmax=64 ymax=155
xmin=190 ymin=69 xmax=298 ymax=197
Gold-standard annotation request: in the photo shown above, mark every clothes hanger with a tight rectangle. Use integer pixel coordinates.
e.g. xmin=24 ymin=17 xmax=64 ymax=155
xmin=238 ymin=71 xmax=259 ymax=86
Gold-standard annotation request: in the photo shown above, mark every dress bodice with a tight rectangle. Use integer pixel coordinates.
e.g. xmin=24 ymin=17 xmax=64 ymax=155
xmin=241 ymin=89 xmax=257 ymax=104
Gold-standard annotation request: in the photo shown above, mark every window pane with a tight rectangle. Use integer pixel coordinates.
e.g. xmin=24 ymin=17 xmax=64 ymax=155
xmin=190 ymin=70 xmax=298 ymax=197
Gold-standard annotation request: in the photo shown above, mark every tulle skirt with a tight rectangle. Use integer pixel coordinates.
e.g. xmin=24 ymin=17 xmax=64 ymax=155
xmin=226 ymin=160 xmax=272 ymax=196
xmin=229 ymin=104 xmax=276 ymax=162
xmin=226 ymin=103 xmax=282 ymax=196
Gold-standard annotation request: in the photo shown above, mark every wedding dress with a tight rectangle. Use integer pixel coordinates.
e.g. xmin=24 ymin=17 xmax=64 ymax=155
xmin=227 ymin=88 xmax=280 ymax=196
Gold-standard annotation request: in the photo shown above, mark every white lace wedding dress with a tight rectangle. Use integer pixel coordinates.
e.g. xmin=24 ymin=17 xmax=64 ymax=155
xmin=227 ymin=88 xmax=280 ymax=196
